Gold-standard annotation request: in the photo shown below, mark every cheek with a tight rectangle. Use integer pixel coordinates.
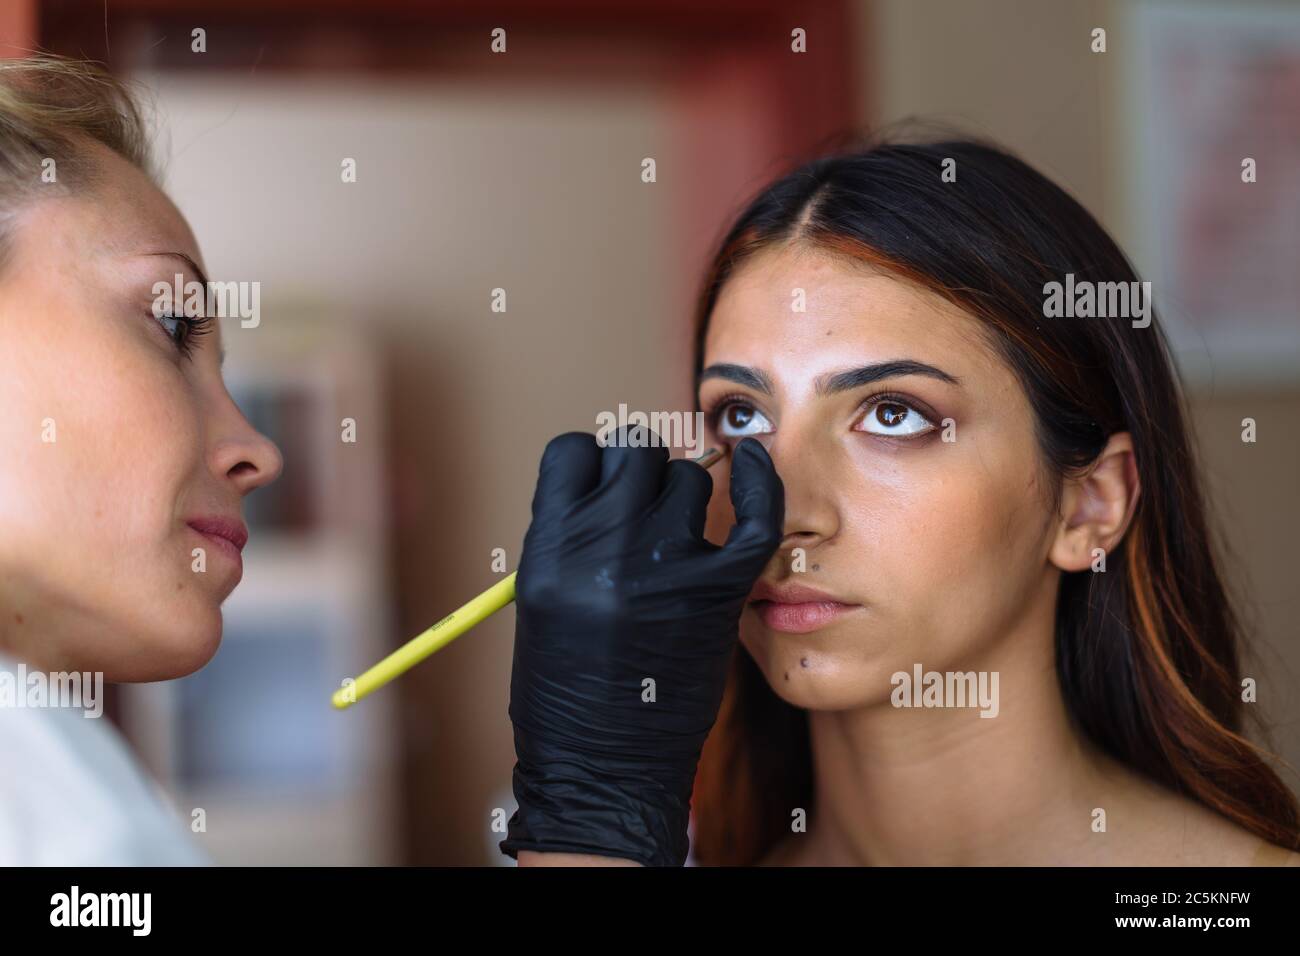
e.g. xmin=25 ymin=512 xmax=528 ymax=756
xmin=0 ymin=310 xmax=203 ymax=566
xmin=852 ymin=441 xmax=1051 ymax=656
xmin=0 ymin=309 xmax=219 ymax=679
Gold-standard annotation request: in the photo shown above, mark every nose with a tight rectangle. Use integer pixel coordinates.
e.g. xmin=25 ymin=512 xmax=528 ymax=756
xmin=208 ymin=397 xmax=284 ymax=495
xmin=764 ymin=431 xmax=840 ymax=551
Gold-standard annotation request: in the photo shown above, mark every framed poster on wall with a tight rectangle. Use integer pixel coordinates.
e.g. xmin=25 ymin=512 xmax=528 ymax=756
xmin=1124 ymin=0 xmax=1300 ymax=385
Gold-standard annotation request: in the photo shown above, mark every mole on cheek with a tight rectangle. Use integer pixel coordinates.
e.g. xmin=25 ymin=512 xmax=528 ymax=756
xmin=784 ymin=672 xmax=789 ymax=681
xmin=800 ymin=657 xmax=809 ymax=668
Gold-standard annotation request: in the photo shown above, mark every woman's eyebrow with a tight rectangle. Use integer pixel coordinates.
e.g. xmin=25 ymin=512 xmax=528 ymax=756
xmin=698 ymin=363 xmax=775 ymax=395
xmin=698 ymin=360 xmax=959 ymax=396
xmin=817 ymin=360 xmax=959 ymax=395
xmin=141 ymin=251 xmax=210 ymax=289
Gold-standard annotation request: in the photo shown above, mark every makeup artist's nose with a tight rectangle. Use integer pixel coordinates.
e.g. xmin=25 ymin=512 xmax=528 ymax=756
xmin=212 ymin=427 xmax=283 ymax=494
xmin=209 ymin=406 xmax=284 ymax=495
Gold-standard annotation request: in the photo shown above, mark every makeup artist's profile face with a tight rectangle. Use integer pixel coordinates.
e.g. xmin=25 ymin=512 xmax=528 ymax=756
xmin=0 ymin=141 xmax=282 ymax=681
xmin=699 ymin=243 xmax=1058 ymax=711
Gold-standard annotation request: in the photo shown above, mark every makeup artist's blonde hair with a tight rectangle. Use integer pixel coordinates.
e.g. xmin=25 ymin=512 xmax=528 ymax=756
xmin=0 ymin=54 xmax=153 ymax=267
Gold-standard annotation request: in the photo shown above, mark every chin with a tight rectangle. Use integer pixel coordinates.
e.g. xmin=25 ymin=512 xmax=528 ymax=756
xmin=165 ymin=605 xmax=224 ymax=677
xmin=763 ymin=674 xmax=876 ymax=712
xmin=740 ymin=632 xmax=887 ymax=712
xmin=112 ymin=603 xmax=224 ymax=682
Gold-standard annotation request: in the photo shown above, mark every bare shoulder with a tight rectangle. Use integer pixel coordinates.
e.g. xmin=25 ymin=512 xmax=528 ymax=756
xmin=1136 ymin=780 xmax=1293 ymax=865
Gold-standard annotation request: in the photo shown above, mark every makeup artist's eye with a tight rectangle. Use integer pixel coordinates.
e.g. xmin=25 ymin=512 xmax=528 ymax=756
xmin=707 ymin=398 xmax=774 ymax=439
xmin=856 ymin=397 xmax=936 ymax=437
xmin=151 ymin=311 xmax=213 ymax=358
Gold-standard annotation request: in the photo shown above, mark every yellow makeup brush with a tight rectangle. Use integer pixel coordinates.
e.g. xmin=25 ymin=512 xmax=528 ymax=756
xmin=331 ymin=445 xmax=726 ymax=710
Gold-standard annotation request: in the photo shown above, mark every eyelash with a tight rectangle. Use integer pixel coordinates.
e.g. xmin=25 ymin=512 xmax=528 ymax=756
xmin=702 ymin=390 xmax=939 ymax=440
xmin=150 ymin=311 xmax=214 ymax=358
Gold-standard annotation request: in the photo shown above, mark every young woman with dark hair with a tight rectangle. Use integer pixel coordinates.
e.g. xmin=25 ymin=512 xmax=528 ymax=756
xmin=501 ymin=135 xmax=1299 ymax=867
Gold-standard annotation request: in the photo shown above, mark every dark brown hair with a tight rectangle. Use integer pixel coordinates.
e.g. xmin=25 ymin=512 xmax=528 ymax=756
xmin=689 ymin=134 xmax=1300 ymax=865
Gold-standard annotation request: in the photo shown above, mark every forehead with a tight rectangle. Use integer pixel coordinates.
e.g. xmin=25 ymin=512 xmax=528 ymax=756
xmin=703 ymin=243 xmax=992 ymax=380
xmin=12 ymin=142 xmax=224 ymax=358
xmin=58 ymin=140 xmax=203 ymax=268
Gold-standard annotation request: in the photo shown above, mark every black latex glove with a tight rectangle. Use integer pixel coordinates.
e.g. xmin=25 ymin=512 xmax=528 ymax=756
xmin=499 ymin=430 xmax=784 ymax=866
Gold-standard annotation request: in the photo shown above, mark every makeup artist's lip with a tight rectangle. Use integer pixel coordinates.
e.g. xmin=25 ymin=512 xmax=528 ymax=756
xmin=748 ymin=580 xmax=863 ymax=634
xmin=186 ymin=516 xmax=248 ymax=567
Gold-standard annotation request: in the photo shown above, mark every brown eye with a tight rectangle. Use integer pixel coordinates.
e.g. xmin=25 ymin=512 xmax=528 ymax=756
xmin=857 ymin=398 xmax=935 ymax=437
xmin=714 ymin=401 xmax=773 ymax=438
xmin=876 ymin=403 xmax=908 ymax=427
xmin=726 ymin=405 xmax=754 ymax=430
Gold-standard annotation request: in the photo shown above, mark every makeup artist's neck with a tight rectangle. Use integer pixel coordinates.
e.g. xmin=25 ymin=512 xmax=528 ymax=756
xmin=0 ymin=584 xmax=72 ymax=673
xmin=801 ymin=582 xmax=1110 ymax=866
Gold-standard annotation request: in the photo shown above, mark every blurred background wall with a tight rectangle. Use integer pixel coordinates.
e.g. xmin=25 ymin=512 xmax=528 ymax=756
xmin=11 ymin=0 xmax=1297 ymax=863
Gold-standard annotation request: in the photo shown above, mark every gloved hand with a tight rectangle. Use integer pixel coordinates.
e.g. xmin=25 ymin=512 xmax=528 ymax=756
xmin=499 ymin=430 xmax=784 ymax=866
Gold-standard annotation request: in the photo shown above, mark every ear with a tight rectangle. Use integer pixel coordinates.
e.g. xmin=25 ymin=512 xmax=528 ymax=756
xmin=1049 ymin=432 xmax=1141 ymax=573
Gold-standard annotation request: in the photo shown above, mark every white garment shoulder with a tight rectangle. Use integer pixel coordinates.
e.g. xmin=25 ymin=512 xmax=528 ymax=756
xmin=0 ymin=655 xmax=209 ymax=866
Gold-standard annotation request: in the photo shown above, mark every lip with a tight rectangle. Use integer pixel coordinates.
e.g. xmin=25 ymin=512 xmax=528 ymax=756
xmin=750 ymin=580 xmax=850 ymax=605
xmin=748 ymin=579 xmax=863 ymax=634
xmin=186 ymin=515 xmax=248 ymax=567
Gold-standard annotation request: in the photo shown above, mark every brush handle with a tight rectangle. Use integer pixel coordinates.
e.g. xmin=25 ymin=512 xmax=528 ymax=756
xmin=331 ymin=571 xmax=517 ymax=709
